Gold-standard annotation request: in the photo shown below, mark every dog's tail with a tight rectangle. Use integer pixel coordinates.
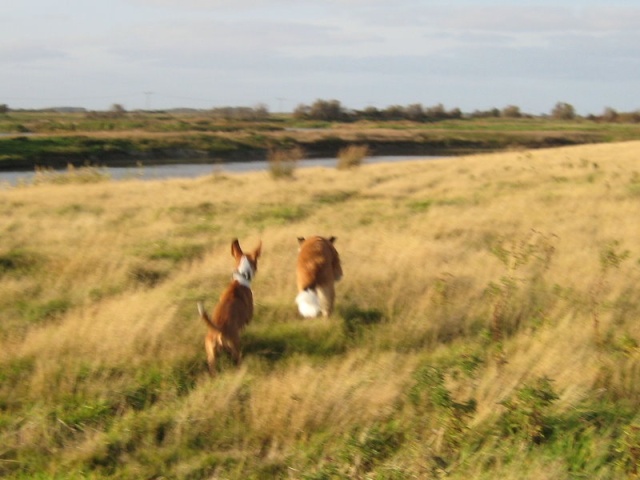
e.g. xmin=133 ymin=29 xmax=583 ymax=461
xmin=296 ymin=289 xmax=322 ymax=318
xmin=197 ymin=301 xmax=221 ymax=332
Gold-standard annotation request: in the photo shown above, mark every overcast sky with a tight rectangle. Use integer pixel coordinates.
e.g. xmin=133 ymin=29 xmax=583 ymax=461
xmin=2 ymin=1 xmax=639 ymax=115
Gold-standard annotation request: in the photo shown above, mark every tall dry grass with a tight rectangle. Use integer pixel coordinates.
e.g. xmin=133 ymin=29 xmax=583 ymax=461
xmin=2 ymin=142 xmax=640 ymax=478
xmin=267 ymin=146 xmax=304 ymax=179
xmin=336 ymin=144 xmax=369 ymax=169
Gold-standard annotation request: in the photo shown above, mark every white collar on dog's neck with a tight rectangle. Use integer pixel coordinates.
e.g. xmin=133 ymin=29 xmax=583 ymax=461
xmin=233 ymin=255 xmax=254 ymax=288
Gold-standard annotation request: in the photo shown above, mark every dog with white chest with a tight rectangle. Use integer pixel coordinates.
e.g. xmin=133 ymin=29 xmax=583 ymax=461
xmin=197 ymin=239 xmax=261 ymax=375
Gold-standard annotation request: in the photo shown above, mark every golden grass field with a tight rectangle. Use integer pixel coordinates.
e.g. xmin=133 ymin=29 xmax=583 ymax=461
xmin=2 ymin=141 xmax=640 ymax=478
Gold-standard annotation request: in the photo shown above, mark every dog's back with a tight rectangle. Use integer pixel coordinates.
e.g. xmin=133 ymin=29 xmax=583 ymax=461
xmin=296 ymin=236 xmax=342 ymax=317
xmin=211 ymin=281 xmax=254 ymax=339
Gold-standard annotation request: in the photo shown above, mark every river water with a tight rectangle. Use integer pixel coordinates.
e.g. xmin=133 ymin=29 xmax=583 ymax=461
xmin=0 ymin=155 xmax=437 ymax=186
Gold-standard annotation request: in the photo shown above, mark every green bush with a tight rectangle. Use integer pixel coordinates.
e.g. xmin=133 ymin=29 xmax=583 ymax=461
xmin=340 ymin=421 xmax=404 ymax=474
xmin=499 ymin=376 xmax=559 ymax=444
xmin=409 ymin=364 xmax=477 ymax=452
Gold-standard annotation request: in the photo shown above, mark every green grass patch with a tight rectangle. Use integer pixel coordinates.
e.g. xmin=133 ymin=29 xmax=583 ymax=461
xmin=407 ymin=199 xmax=433 ymax=213
xmin=128 ymin=264 xmax=170 ymax=288
xmin=339 ymin=304 xmax=385 ymax=341
xmin=312 ymin=190 xmax=357 ymax=205
xmin=56 ymin=203 xmax=105 ymax=215
xmin=17 ymin=297 xmax=72 ymax=325
xmin=143 ymin=240 xmax=207 ymax=264
xmin=245 ymin=204 xmax=308 ymax=226
xmin=243 ymin=320 xmax=347 ymax=363
xmin=0 ymin=248 xmax=42 ymax=276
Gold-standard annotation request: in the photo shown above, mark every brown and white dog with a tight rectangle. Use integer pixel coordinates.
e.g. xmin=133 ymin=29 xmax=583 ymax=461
xmin=197 ymin=239 xmax=262 ymax=375
xmin=295 ymin=236 xmax=343 ymax=318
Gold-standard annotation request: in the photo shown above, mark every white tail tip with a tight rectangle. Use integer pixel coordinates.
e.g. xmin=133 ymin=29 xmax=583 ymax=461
xmin=296 ymin=290 xmax=321 ymax=318
xmin=197 ymin=301 xmax=205 ymax=317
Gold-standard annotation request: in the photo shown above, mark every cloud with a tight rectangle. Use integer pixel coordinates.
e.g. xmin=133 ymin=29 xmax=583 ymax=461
xmin=358 ymin=4 xmax=640 ymax=33
xmin=0 ymin=44 xmax=67 ymax=65
xmin=3 ymin=1 xmax=640 ymax=112
xmin=127 ymin=0 xmax=387 ymax=8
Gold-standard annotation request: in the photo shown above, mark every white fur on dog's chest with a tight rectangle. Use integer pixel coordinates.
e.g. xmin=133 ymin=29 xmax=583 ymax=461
xmin=233 ymin=255 xmax=254 ymax=288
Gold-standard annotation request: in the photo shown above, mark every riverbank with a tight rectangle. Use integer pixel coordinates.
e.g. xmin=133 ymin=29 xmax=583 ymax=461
xmin=0 ymin=155 xmax=436 ymax=185
xmin=2 ymin=114 xmax=639 ymax=171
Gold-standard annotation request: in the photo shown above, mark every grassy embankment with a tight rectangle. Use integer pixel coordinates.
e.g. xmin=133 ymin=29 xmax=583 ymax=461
xmin=3 ymin=111 xmax=640 ymax=170
xmin=2 ymin=141 xmax=640 ymax=478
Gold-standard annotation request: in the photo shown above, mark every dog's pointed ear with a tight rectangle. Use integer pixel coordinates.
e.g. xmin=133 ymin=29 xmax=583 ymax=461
xmin=253 ymin=241 xmax=262 ymax=259
xmin=231 ymin=238 xmax=243 ymax=259
xmin=329 ymin=236 xmax=337 ymax=244
xmin=297 ymin=237 xmax=305 ymax=245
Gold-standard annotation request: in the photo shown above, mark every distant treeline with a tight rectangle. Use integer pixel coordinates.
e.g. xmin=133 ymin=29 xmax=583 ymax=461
xmin=3 ymin=100 xmax=640 ymax=123
xmin=293 ymin=99 xmax=640 ymax=123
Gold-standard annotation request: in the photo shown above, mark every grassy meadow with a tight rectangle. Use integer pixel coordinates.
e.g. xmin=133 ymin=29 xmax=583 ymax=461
xmin=2 ymin=141 xmax=640 ymax=478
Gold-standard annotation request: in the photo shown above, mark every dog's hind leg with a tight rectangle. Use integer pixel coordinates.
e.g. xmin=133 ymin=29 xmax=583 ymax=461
xmin=317 ymin=284 xmax=335 ymax=317
xmin=204 ymin=332 xmax=217 ymax=376
xmin=226 ymin=332 xmax=242 ymax=365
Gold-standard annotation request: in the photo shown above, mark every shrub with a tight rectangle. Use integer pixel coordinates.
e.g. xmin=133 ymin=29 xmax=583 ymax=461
xmin=336 ymin=144 xmax=369 ymax=170
xmin=499 ymin=376 xmax=559 ymax=444
xmin=487 ymin=230 xmax=556 ymax=344
xmin=267 ymin=146 xmax=304 ymax=179
xmin=409 ymin=364 xmax=477 ymax=452
xmin=590 ymin=240 xmax=630 ymax=340
xmin=340 ymin=421 xmax=404 ymax=475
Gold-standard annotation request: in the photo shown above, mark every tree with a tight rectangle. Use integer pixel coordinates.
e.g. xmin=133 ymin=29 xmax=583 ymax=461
xmin=0 ymin=104 xmax=8 ymax=114
xmin=425 ymin=103 xmax=447 ymax=121
xmin=292 ymin=103 xmax=310 ymax=120
xmin=293 ymin=100 xmax=348 ymax=121
xmin=382 ymin=105 xmax=406 ymax=121
xmin=109 ymin=103 xmax=127 ymax=118
xmin=308 ymin=99 xmax=348 ymax=121
xmin=551 ymin=102 xmax=576 ymax=120
xmin=360 ymin=106 xmax=382 ymax=120
xmin=449 ymin=107 xmax=462 ymax=119
xmin=253 ymin=103 xmax=269 ymax=120
xmin=404 ymin=103 xmax=425 ymax=121
xmin=502 ymin=105 xmax=522 ymax=118
xmin=602 ymin=107 xmax=618 ymax=122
